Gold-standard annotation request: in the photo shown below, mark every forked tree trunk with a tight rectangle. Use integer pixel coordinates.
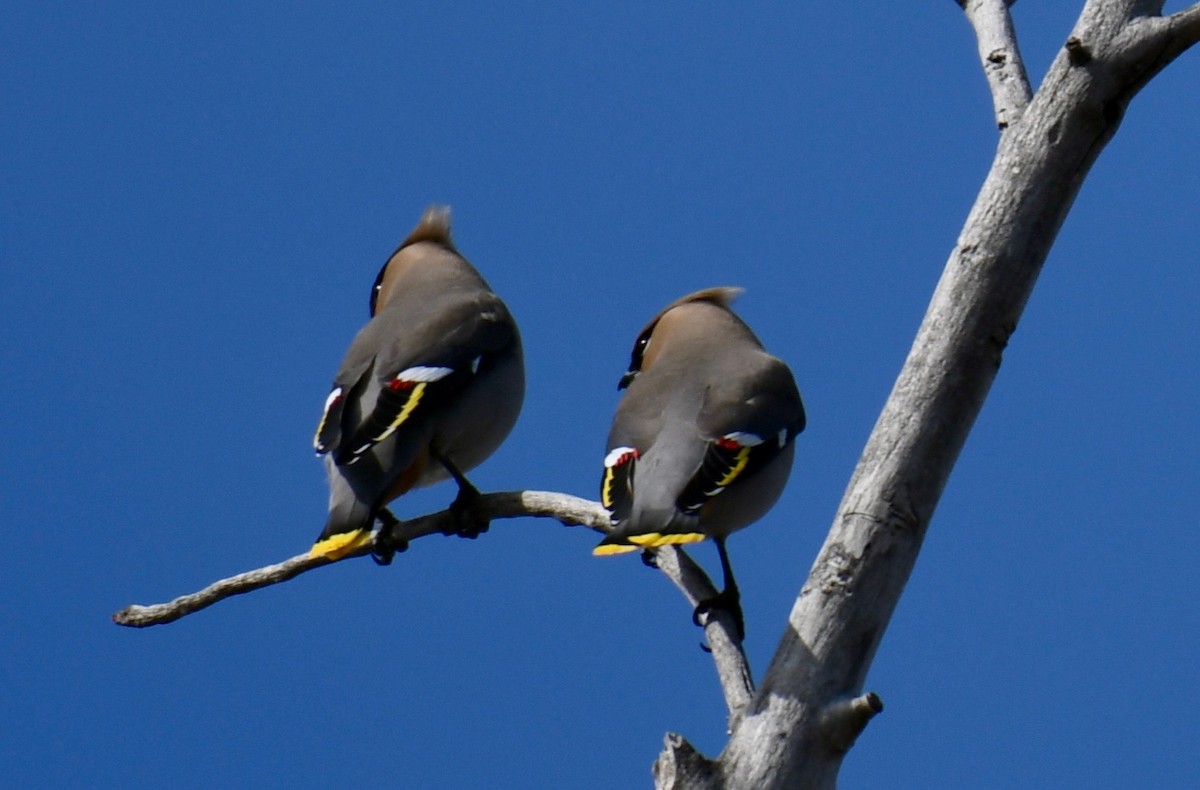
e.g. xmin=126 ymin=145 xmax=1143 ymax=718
xmin=655 ymin=2 xmax=1200 ymax=787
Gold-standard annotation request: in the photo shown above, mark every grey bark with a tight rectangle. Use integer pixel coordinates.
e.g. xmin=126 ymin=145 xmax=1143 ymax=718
xmin=660 ymin=1 xmax=1200 ymax=787
xmin=958 ymin=0 xmax=1033 ymax=128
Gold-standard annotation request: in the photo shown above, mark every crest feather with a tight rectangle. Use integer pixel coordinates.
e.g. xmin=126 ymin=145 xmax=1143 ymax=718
xmin=400 ymin=204 xmax=455 ymax=249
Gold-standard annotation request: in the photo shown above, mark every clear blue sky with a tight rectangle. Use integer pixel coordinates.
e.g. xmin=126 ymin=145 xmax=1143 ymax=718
xmin=4 ymin=3 xmax=1198 ymax=788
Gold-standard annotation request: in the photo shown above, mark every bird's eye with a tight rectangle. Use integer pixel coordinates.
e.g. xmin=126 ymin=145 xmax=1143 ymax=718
xmin=619 ymin=330 xmax=654 ymax=390
xmin=619 ymin=328 xmax=657 ymax=386
xmin=369 ymin=260 xmax=389 ymax=317
xmin=630 ymin=331 xmax=653 ymax=370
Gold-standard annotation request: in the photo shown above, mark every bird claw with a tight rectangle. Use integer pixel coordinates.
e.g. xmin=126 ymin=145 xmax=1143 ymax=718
xmin=442 ymin=485 xmax=490 ymax=539
xmin=691 ymin=589 xmax=746 ymax=642
xmin=372 ymin=509 xmax=409 ymax=565
xmin=640 ymin=549 xmax=659 ymax=569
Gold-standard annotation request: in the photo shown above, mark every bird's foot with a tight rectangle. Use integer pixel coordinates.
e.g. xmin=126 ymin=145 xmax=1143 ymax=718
xmin=692 ymin=588 xmax=746 ymax=643
xmin=372 ymin=508 xmax=409 ymax=565
xmin=443 ymin=483 xmax=490 ymax=539
xmin=432 ymin=450 xmax=490 ymax=539
xmin=640 ymin=549 xmax=659 ymax=569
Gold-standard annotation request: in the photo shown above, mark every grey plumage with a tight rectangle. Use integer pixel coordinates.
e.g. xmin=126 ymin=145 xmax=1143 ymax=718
xmin=595 ymin=288 xmax=804 ymax=636
xmin=311 ymin=206 xmax=524 ymax=559
xmin=597 ymin=287 xmax=804 ymax=551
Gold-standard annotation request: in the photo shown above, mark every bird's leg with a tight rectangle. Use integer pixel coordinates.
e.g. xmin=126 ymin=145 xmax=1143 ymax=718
xmin=371 ymin=507 xmax=409 ymax=565
xmin=432 ymin=449 xmax=490 ymax=539
xmin=691 ymin=537 xmax=746 ymax=641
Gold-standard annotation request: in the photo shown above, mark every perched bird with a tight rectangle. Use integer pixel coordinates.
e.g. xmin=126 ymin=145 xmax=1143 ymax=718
xmin=595 ymin=287 xmax=805 ymax=638
xmin=310 ymin=206 xmax=524 ymax=562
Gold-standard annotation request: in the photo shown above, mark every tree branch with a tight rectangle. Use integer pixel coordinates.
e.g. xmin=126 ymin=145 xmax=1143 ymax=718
xmin=112 ymin=491 xmax=607 ymax=628
xmin=113 ymin=551 xmax=333 ymax=628
xmin=654 ymin=733 xmax=719 ymax=790
xmin=1168 ymin=3 xmax=1200 ymax=44
xmin=957 ymin=0 xmax=1033 ymax=129
xmin=652 ymin=546 xmax=756 ymax=719
xmin=704 ymin=2 xmax=1200 ymax=787
xmin=112 ymin=489 xmax=755 ymax=716
xmin=1118 ymin=2 xmax=1200 ymax=72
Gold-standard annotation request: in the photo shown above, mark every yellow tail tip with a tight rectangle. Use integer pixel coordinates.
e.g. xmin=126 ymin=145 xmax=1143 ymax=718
xmin=627 ymin=532 xmax=706 ymax=547
xmin=310 ymin=528 xmax=374 ymax=560
xmin=593 ymin=532 xmax=708 ymax=555
xmin=592 ymin=542 xmax=640 ymax=557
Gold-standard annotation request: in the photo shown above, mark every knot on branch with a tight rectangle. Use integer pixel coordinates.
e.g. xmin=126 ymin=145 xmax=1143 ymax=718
xmin=811 ymin=541 xmax=862 ymax=597
xmin=988 ymin=319 xmax=1017 ymax=368
xmin=818 ymin=692 xmax=884 ymax=753
xmin=1066 ymin=36 xmax=1093 ymax=66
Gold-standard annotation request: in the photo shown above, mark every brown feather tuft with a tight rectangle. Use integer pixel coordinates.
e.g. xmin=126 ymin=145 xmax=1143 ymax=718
xmin=400 ymin=204 xmax=455 ymax=250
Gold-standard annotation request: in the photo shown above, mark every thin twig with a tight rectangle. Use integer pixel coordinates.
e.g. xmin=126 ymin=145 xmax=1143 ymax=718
xmin=652 ymin=546 xmax=756 ymax=719
xmin=111 ymin=489 xmax=755 ymax=714
xmin=112 ymin=491 xmax=607 ymax=628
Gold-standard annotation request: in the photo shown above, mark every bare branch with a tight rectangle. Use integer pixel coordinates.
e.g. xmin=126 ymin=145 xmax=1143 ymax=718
xmin=112 ymin=552 xmax=331 ymax=628
xmin=652 ymin=546 xmax=756 ymax=718
xmin=112 ymin=491 xmax=608 ymax=627
xmin=1168 ymin=3 xmax=1200 ymax=43
xmin=958 ymin=0 xmax=1033 ymax=128
xmin=1119 ymin=2 xmax=1200 ymax=68
xmin=112 ymin=488 xmax=754 ymax=715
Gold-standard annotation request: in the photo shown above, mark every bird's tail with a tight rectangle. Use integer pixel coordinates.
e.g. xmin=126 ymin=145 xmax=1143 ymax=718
xmin=592 ymin=505 xmax=706 ymax=556
xmin=592 ymin=529 xmax=706 ymax=556
xmin=310 ymin=464 xmax=377 ymax=559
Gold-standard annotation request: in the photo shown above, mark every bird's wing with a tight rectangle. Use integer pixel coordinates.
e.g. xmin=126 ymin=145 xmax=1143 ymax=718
xmin=315 ymin=291 xmax=516 ymax=465
xmin=676 ymin=355 xmax=805 ymax=514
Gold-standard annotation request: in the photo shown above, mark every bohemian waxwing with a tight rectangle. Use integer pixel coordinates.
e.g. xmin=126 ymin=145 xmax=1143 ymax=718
xmin=595 ymin=287 xmax=805 ymax=637
xmin=310 ymin=206 xmax=524 ymax=562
